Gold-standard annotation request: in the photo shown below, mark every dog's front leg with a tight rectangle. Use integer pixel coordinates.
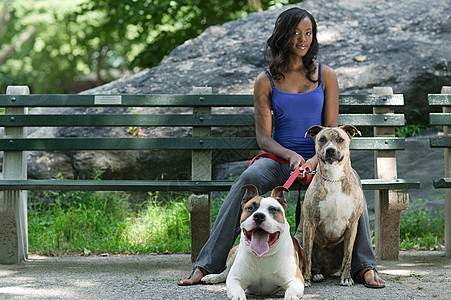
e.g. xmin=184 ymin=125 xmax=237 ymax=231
xmin=226 ymin=277 xmax=247 ymax=300
xmin=302 ymin=219 xmax=316 ymax=287
xmin=340 ymin=221 xmax=359 ymax=286
xmin=284 ymin=278 xmax=305 ymax=300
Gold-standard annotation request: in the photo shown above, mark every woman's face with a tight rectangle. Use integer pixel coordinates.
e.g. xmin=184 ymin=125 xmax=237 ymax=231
xmin=290 ymin=16 xmax=313 ymax=57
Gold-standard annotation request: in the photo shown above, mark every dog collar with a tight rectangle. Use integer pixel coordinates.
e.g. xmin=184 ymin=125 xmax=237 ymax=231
xmin=319 ymin=172 xmax=344 ymax=182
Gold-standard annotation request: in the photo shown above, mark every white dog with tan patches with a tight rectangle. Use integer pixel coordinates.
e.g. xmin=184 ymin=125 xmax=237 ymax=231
xmin=202 ymin=185 xmax=305 ymax=300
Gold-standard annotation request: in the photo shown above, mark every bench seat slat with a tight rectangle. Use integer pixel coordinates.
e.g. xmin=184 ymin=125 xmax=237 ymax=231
xmin=0 ymin=113 xmax=405 ymax=127
xmin=430 ymin=136 xmax=451 ymax=148
xmin=0 ymin=137 xmax=405 ymax=151
xmin=0 ymin=178 xmax=420 ymax=192
xmin=433 ymin=178 xmax=451 ymax=188
xmin=0 ymin=94 xmax=404 ymax=107
xmin=429 ymin=113 xmax=451 ymax=126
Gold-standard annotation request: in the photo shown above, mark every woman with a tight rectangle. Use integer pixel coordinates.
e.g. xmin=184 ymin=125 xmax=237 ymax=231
xmin=179 ymin=7 xmax=385 ymax=288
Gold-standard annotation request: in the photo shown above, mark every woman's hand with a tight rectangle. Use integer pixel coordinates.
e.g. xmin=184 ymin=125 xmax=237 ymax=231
xmin=287 ymin=152 xmax=305 ymax=172
xmin=298 ymin=156 xmax=318 ymax=179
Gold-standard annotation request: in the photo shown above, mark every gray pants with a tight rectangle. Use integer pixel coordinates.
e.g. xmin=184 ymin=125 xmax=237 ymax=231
xmin=195 ymin=157 xmax=377 ymax=277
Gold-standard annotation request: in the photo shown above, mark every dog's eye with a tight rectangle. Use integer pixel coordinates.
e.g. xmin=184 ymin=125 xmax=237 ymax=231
xmin=246 ymin=203 xmax=256 ymax=212
xmin=319 ymin=137 xmax=326 ymax=143
xmin=337 ymin=138 xmax=344 ymax=143
xmin=268 ymin=206 xmax=280 ymax=214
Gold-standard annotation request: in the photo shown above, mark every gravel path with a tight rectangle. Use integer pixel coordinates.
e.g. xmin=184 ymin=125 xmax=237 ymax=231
xmin=0 ymin=251 xmax=449 ymax=299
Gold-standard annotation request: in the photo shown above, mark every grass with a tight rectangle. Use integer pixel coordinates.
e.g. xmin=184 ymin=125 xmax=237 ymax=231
xmin=399 ymin=198 xmax=444 ymax=251
xmin=28 ymin=183 xmax=444 ymax=255
xmin=29 ymin=187 xmax=191 ymax=255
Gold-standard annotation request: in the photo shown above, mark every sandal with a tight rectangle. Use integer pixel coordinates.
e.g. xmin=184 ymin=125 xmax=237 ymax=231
xmin=355 ymin=267 xmax=386 ymax=289
xmin=178 ymin=266 xmax=208 ymax=286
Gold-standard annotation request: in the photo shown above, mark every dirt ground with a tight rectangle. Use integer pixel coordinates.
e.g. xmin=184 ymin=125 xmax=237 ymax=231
xmin=0 ymin=250 xmax=449 ymax=299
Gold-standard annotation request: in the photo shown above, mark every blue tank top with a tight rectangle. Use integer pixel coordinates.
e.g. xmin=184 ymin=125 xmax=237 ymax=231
xmin=265 ymin=65 xmax=324 ymax=159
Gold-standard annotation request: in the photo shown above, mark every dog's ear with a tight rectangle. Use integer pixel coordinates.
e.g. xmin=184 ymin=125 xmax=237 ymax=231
xmin=270 ymin=186 xmax=288 ymax=210
xmin=241 ymin=184 xmax=259 ymax=204
xmin=340 ymin=125 xmax=362 ymax=139
xmin=305 ymin=125 xmax=324 ymax=139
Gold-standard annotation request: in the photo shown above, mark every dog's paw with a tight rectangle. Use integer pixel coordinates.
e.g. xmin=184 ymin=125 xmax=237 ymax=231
xmin=340 ymin=276 xmax=354 ymax=286
xmin=284 ymin=282 xmax=304 ymax=300
xmin=201 ymin=273 xmax=225 ymax=284
xmin=313 ymin=274 xmax=324 ymax=282
xmin=304 ymin=280 xmax=312 ymax=287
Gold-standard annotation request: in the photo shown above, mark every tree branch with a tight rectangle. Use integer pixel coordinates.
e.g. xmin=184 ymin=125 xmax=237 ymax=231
xmin=0 ymin=25 xmax=35 ymax=65
xmin=0 ymin=0 xmax=11 ymax=43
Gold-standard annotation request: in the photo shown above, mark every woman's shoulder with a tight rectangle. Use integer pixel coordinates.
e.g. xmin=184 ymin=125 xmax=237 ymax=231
xmin=255 ymin=70 xmax=272 ymax=88
xmin=319 ymin=63 xmax=336 ymax=77
xmin=319 ymin=63 xmax=337 ymax=85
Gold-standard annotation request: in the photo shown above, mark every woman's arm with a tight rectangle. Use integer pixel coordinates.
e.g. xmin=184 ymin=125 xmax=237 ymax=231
xmin=322 ymin=64 xmax=339 ymax=127
xmin=254 ymin=71 xmax=306 ymax=171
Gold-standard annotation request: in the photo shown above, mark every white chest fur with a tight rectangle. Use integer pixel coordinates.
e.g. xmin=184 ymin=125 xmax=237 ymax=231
xmin=318 ymin=182 xmax=355 ymax=238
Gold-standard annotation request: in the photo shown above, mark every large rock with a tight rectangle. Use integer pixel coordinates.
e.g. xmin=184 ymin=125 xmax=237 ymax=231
xmin=4 ymin=0 xmax=449 ymax=202
xmin=83 ymin=0 xmax=451 ymax=124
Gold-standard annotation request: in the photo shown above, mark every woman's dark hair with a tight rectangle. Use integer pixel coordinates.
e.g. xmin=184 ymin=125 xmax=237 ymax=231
xmin=265 ymin=7 xmax=319 ymax=82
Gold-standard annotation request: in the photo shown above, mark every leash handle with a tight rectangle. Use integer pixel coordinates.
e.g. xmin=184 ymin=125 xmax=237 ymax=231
xmin=248 ymin=152 xmax=315 ymax=190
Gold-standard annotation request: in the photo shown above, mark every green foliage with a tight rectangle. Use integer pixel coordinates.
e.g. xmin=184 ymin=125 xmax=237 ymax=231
xmin=29 ymin=190 xmax=192 ymax=255
xmin=396 ymin=124 xmax=429 ymax=138
xmin=28 ymin=189 xmax=132 ymax=254
xmin=1 ymin=0 xmax=299 ymax=94
xmin=28 ymin=172 xmax=191 ymax=255
xmin=399 ymin=199 xmax=444 ymax=251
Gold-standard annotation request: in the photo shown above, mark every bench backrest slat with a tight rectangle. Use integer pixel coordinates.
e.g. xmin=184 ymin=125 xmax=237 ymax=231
xmin=0 ymin=137 xmax=405 ymax=151
xmin=0 ymin=113 xmax=405 ymax=127
xmin=430 ymin=113 xmax=451 ymax=126
xmin=0 ymin=94 xmax=404 ymax=107
xmin=428 ymin=94 xmax=451 ymax=106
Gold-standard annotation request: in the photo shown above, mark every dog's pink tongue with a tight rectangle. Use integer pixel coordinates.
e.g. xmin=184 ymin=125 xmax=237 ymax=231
xmin=250 ymin=229 xmax=269 ymax=258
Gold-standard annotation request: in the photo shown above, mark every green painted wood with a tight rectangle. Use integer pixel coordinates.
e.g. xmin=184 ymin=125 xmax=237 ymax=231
xmin=0 ymin=178 xmax=420 ymax=192
xmin=338 ymin=114 xmax=405 ymax=126
xmin=433 ymin=178 xmax=451 ymax=188
xmin=0 ymin=137 xmax=404 ymax=151
xmin=0 ymin=113 xmax=406 ymax=127
xmin=0 ymin=94 xmax=403 ymax=107
xmin=0 ymin=94 xmax=255 ymax=107
xmin=429 ymin=113 xmax=451 ymax=126
xmin=0 ymin=114 xmax=256 ymax=127
xmin=430 ymin=136 xmax=451 ymax=148
xmin=428 ymin=94 xmax=451 ymax=106
xmin=0 ymin=137 xmax=261 ymax=151
xmin=350 ymin=137 xmax=405 ymax=150
xmin=339 ymin=94 xmax=404 ymax=106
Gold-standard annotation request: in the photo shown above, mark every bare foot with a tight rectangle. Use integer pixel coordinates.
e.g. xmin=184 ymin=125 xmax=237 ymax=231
xmin=178 ymin=267 xmax=208 ymax=286
xmin=360 ymin=268 xmax=386 ymax=288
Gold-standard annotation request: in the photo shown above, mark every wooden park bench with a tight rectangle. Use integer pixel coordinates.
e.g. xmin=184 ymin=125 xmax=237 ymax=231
xmin=429 ymin=86 xmax=451 ymax=257
xmin=0 ymin=85 xmax=419 ymax=264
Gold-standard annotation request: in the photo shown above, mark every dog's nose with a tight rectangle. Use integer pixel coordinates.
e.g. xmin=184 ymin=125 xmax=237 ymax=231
xmin=326 ymin=147 xmax=336 ymax=156
xmin=253 ymin=212 xmax=266 ymax=226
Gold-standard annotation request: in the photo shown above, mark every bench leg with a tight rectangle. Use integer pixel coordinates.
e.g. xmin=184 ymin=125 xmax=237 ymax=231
xmin=0 ymin=191 xmax=28 ymax=264
xmin=188 ymin=193 xmax=211 ymax=262
xmin=446 ymin=189 xmax=451 ymax=257
xmin=375 ymin=190 xmax=408 ymax=260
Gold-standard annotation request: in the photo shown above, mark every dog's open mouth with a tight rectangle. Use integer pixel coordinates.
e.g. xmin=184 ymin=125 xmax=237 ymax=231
xmin=243 ymin=227 xmax=280 ymax=258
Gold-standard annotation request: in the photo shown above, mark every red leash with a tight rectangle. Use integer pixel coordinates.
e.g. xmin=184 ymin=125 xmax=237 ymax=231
xmin=248 ymin=153 xmax=313 ymax=189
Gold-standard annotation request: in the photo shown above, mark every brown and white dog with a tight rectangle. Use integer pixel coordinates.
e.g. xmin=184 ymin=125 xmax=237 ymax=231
xmin=202 ymin=184 xmax=305 ymax=300
xmin=295 ymin=125 xmax=363 ymax=287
